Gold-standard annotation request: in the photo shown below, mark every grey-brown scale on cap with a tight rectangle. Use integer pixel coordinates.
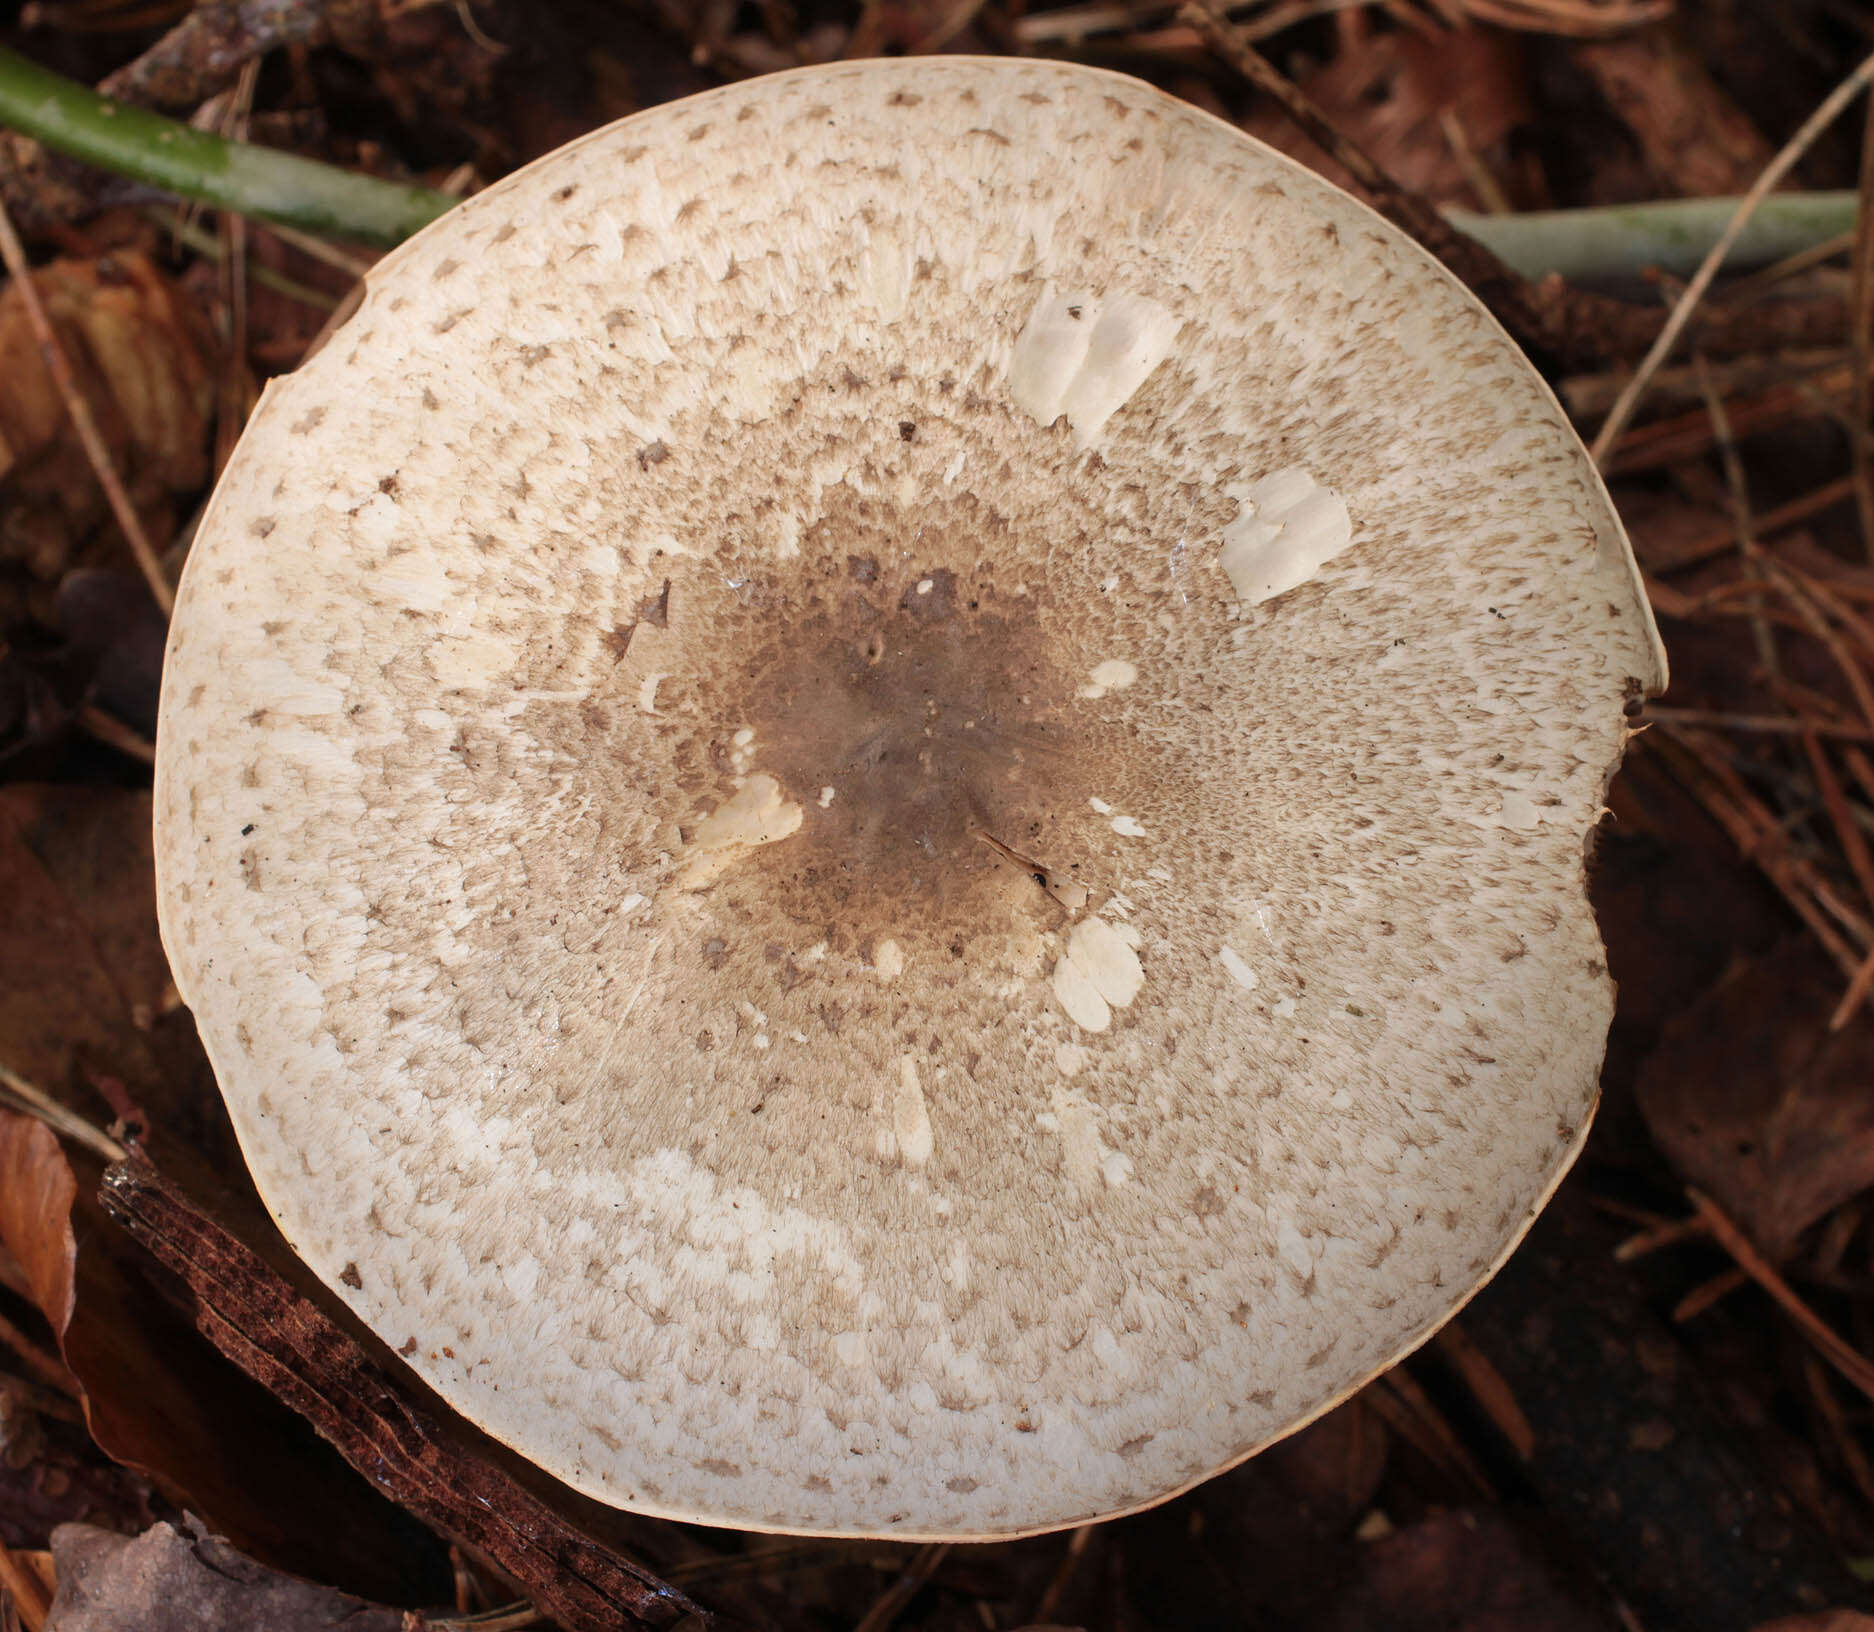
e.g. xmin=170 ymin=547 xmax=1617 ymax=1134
xmin=153 ymin=58 xmax=1665 ymax=1540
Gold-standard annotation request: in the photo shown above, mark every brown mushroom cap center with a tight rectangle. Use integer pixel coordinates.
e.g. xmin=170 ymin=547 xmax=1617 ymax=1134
xmin=652 ymin=480 xmax=1120 ymax=952
xmin=722 ymin=572 xmax=1082 ymax=926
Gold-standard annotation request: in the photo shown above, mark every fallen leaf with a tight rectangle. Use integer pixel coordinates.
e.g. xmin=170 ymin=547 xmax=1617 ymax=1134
xmin=1637 ymin=942 xmax=1874 ymax=1261
xmin=43 ymin=1519 xmax=405 ymax=1631
xmin=0 ymin=1123 xmax=446 ymax=1600
xmin=0 ymin=1113 xmax=75 ymax=1334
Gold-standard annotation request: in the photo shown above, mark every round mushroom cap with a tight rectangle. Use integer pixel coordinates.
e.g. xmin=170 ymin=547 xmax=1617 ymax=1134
xmin=155 ymin=58 xmax=1665 ymax=1539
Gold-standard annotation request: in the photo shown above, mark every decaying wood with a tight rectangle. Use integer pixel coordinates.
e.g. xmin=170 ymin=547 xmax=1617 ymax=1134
xmin=96 ymin=1156 xmax=711 ymax=1632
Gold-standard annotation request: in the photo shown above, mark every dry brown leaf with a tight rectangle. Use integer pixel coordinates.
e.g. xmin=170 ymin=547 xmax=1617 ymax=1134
xmin=0 ymin=253 xmax=212 ymax=584
xmin=1637 ymin=943 xmax=1874 ymax=1261
xmin=0 ymin=1112 xmax=75 ymax=1342
xmin=0 ymin=1537 xmax=54 ymax=1630
xmin=42 ymin=1521 xmax=404 ymax=1632
xmin=0 ymin=786 xmax=164 ymax=1086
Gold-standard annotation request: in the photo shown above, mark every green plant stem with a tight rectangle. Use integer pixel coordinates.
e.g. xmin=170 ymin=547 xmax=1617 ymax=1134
xmin=1450 ymin=193 xmax=1859 ymax=285
xmin=0 ymin=43 xmax=453 ymax=247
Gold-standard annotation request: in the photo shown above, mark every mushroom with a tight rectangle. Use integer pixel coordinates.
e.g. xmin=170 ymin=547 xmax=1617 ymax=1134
xmin=153 ymin=58 xmax=1665 ymax=1539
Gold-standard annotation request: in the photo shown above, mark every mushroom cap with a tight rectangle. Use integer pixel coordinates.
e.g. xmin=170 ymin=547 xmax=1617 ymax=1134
xmin=154 ymin=58 xmax=1665 ymax=1540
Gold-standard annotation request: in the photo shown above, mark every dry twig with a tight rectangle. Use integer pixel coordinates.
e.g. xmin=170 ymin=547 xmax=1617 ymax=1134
xmin=1646 ymin=476 xmax=1856 ymax=576
xmin=1370 ymin=1367 xmax=1495 ymax=1497
xmin=75 ymin=704 xmax=156 ymax=765
xmin=1756 ymin=552 xmax=1874 ymax=737
xmin=1030 ymin=1525 xmax=1095 ymax=1625
xmin=1690 ymin=1188 xmax=1874 ymax=1405
xmin=1433 ymin=1321 xmax=1535 ymax=1460
xmin=1613 ymin=1212 xmax=1709 ymax=1261
xmin=1672 ymin=1265 xmax=1750 ymax=1323
xmin=1455 ymin=0 xmax=1666 ymax=32
xmin=1801 ymin=1349 xmax=1874 ymax=1508
xmin=1829 ymin=941 xmax=1874 ymax=1029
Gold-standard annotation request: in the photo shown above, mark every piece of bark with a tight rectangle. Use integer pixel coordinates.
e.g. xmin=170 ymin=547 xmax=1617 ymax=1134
xmin=44 ymin=1519 xmax=405 ymax=1632
xmin=1457 ymin=1186 xmax=1874 ymax=1625
xmin=95 ymin=1156 xmax=708 ymax=1632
